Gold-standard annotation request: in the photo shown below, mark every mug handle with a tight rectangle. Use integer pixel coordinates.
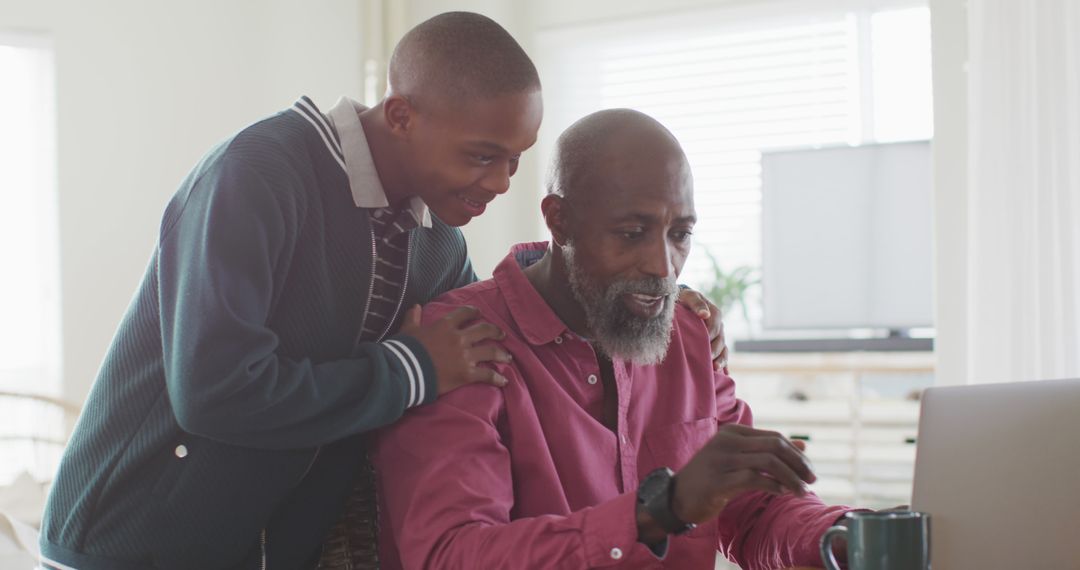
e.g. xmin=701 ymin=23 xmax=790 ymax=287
xmin=819 ymin=524 xmax=848 ymax=570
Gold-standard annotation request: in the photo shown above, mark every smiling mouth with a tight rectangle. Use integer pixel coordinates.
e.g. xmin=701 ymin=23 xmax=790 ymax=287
xmin=624 ymin=293 xmax=668 ymax=316
xmin=458 ymin=194 xmax=487 ymax=209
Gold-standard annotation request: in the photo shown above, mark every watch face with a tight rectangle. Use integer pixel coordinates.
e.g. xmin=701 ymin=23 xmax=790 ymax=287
xmin=640 ymin=467 xmax=696 ymax=536
xmin=639 ymin=467 xmax=673 ymax=505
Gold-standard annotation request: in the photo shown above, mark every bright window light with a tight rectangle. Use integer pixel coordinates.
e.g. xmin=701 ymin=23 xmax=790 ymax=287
xmin=0 ymin=34 xmax=62 ymax=483
xmin=872 ymin=7 xmax=934 ymax=142
xmin=0 ymin=35 xmax=59 ymax=393
xmin=537 ymin=1 xmax=934 ymax=333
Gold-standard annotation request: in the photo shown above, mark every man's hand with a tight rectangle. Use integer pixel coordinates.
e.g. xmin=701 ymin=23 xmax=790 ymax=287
xmin=676 ymin=288 xmax=728 ymax=371
xmin=398 ymin=305 xmax=511 ymax=395
xmin=671 ymin=424 xmax=815 ymax=525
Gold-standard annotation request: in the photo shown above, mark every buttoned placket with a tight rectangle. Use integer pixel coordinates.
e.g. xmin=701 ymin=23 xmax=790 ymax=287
xmin=570 ymin=333 xmax=638 ymax=494
xmin=612 ymin=360 xmax=637 ymax=494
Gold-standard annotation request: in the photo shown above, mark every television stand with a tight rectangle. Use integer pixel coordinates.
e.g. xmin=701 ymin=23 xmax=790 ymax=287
xmin=734 ymin=336 xmax=933 ymax=353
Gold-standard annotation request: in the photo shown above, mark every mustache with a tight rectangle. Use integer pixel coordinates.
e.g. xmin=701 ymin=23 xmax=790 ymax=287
xmin=607 ymin=277 xmax=678 ymax=298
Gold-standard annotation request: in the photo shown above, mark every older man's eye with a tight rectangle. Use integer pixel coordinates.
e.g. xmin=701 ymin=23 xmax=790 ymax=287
xmin=671 ymin=230 xmax=693 ymax=242
xmin=472 ymin=154 xmax=496 ymax=165
xmin=619 ymin=230 xmax=645 ymax=240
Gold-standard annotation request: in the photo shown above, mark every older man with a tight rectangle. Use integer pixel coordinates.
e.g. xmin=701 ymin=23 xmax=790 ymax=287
xmin=373 ymin=109 xmax=855 ymax=570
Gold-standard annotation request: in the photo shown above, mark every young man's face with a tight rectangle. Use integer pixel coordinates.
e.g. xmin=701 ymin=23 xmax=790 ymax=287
xmin=408 ymin=90 xmax=542 ymax=227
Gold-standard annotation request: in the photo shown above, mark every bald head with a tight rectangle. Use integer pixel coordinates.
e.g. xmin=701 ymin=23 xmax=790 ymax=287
xmin=389 ymin=12 xmax=540 ymax=107
xmin=547 ymin=109 xmax=690 ymax=209
xmin=542 ymin=110 xmax=693 ymax=365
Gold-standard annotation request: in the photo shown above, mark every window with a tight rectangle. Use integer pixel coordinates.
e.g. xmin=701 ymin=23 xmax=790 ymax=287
xmin=0 ymin=32 xmax=63 ymax=484
xmin=535 ymin=0 xmax=934 ymax=516
xmin=536 ymin=0 xmax=932 ymax=336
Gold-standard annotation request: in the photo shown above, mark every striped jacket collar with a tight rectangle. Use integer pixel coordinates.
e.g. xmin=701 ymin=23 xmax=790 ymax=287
xmin=291 ymin=96 xmax=432 ymax=228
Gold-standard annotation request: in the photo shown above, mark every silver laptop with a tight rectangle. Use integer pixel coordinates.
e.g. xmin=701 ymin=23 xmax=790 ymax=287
xmin=911 ymin=378 xmax=1080 ymax=570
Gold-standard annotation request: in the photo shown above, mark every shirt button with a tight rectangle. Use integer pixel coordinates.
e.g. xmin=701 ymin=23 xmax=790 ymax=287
xmin=610 ymin=547 xmax=623 ymax=560
xmin=554 ymin=336 xmax=563 ymax=345
xmin=174 ymin=444 xmax=188 ymax=458
xmin=586 ymin=374 xmax=598 ymax=385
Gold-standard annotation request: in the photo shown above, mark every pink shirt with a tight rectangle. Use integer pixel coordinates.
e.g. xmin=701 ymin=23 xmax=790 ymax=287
xmin=374 ymin=242 xmax=852 ymax=569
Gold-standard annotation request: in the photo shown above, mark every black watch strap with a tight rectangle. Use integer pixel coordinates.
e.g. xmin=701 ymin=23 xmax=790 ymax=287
xmin=638 ymin=467 xmax=696 ymax=536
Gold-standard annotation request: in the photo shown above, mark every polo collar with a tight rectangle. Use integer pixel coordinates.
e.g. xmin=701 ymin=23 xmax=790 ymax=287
xmin=326 ymin=96 xmax=432 ymax=228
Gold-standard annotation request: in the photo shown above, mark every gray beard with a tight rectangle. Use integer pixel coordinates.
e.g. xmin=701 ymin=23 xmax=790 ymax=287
xmin=562 ymin=243 xmax=677 ymax=365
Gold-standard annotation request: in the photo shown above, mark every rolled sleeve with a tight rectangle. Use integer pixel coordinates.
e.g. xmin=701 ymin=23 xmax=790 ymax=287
xmin=714 ymin=368 xmax=857 ymax=569
xmin=718 ymin=491 xmax=855 ymax=570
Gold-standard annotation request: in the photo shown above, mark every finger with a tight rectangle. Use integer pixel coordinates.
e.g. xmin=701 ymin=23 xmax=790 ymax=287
xmin=733 ymin=453 xmax=809 ymax=496
xmin=711 ymin=333 xmax=723 ymax=362
xmin=792 ymin=439 xmax=807 ymax=452
xmin=441 ymin=305 xmax=481 ymax=327
xmin=737 ymin=426 xmax=791 ymax=442
xmin=704 ymin=298 xmax=722 ymax=332
xmin=715 ymin=423 xmax=779 ymax=437
xmin=738 ymin=434 xmax=816 ymax=484
xmin=468 ymin=366 xmax=508 ymax=387
xmin=722 ymin=469 xmax=787 ymax=497
xmin=756 ymin=431 xmax=812 ymax=481
xmin=677 ymin=288 xmax=712 ymax=318
xmin=467 ymin=344 xmax=513 ymax=365
xmin=713 ymin=344 xmax=729 ymax=372
xmin=462 ymin=321 xmax=505 ymax=343
xmin=716 ymin=426 xmax=814 ymax=477
xmin=398 ymin=305 xmax=423 ymax=334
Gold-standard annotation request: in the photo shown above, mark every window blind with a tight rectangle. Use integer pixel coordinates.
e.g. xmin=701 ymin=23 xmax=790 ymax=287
xmin=536 ymin=2 xmax=932 ymax=334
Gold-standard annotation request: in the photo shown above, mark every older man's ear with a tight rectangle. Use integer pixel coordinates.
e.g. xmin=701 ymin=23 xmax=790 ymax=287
xmin=540 ymin=194 xmax=571 ymax=247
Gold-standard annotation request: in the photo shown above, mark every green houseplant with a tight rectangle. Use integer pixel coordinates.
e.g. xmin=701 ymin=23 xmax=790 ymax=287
xmin=699 ymin=247 xmax=759 ymax=329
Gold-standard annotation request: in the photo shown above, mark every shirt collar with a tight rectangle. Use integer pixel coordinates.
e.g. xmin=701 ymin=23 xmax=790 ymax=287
xmin=325 ymin=96 xmax=432 ymax=228
xmin=493 ymin=242 xmax=574 ymax=346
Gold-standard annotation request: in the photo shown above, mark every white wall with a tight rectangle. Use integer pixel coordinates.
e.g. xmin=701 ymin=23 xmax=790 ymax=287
xmin=0 ymin=0 xmax=365 ymax=402
xmin=393 ymin=0 xmax=749 ymax=278
xmin=928 ymin=0 xmax=967 ymax=385
xmin=1 ymin=0 xmax=960 ymax=402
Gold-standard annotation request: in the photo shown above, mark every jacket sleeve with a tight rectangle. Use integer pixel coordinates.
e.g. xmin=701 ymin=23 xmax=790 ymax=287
xmin=713 ymin=370 xmax=855 ymax=569
xmin=157 ymin=155 xmax=437 ymax=449
xmin=373 ymin=369 xmax=661 ymax=570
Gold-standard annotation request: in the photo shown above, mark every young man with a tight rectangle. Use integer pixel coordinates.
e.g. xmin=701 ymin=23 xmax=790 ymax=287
xmin=40 ymin=13 xmax=725 ymax=570
xmin=373 ymin=110 xmax=857 ymax=570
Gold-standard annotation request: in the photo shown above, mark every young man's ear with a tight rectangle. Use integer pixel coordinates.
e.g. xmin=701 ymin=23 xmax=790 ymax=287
xmin=383 ymin=94 xmax=415 ymax=137
xmin=541 ymin=194 xmax=572 ymax=247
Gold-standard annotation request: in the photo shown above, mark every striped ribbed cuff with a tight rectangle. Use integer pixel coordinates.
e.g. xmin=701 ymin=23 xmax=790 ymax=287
xmin=381 ymin=334 xmax=438 ymax=409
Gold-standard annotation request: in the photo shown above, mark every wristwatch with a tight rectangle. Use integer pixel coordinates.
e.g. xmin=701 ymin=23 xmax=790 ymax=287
xmin=637 ymin=467 xmax=696 ymax=536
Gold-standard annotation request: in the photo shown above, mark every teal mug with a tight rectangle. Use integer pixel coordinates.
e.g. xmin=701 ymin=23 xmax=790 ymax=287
xmin=820 ymin=511 xmax=931 ymax=570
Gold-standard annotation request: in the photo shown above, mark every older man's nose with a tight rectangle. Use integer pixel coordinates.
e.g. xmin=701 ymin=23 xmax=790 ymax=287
xmin=641 ymin=238 xmax=675 ymax=278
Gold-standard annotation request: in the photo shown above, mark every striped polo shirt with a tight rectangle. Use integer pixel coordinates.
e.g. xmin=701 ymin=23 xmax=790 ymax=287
xmin=323 ymin=96 xmax=432 ymax=345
